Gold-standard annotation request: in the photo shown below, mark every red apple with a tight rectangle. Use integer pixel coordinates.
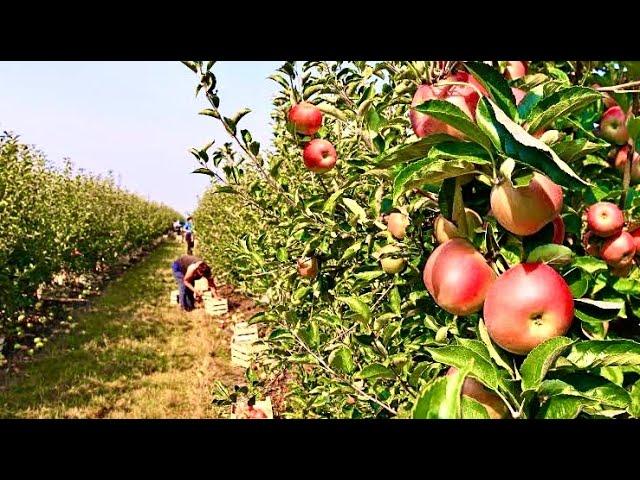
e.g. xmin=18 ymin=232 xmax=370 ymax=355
xmin=484 ymin=263 xmax=574 ymax=355
xmin=423 ymin=238 xmax=496 ymax=316
xmin=615 ymin=146 xmax=640 ymax=183
xmin=504 ymin=61 xmax=527 ymax=80
xmin=386 ymin=212 xmax=410 ymax=240
xmin=410 ymin=85 xmax=473 ymax=139
xmin=491 ymin=172 xmax=563 ymax=236
xmin=446 ymin=71 xmax=487 ymax=115
xmin=551 ymin=216 xmax=565 ymax=245
xmin=303 ymin=139 xmax=337 ymax=173
xmin=629 ymin=228 xmax=640 ymax=255
xmin=600 ymin=231 xmax=636 ymax=267
xmin=611 ymin=261 xmax=634 ymax=277
xmin=511 ymin=87 xmax=527 ymax=106
xmin=599 ymin=106 xmax=629 ymax=145
xmin=586 ymin=202 xmax=624 ymax=238
xmin=446 ymin=367 xmax=507 ymax=419
xmin=288 ymin=102 xmax=323 ymax=136
xmin=297 ymin=257 xmax=318 ymax=278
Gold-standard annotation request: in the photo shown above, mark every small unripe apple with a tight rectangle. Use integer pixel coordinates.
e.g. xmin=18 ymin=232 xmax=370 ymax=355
xmin=288 ymin=102 xmax=323 ymax=136
xmin=599 ymin=106 xmax=629 ymax=145
xmin=303 ymin=139 xmax=337 ymax=173
xmin=297 ymin=257 xmax=318 ymax=278
xmin=586 ymin=202 xmax=624 ymax=238
xmin=386 ymin=212 xmax=410 ymax=240
xmin=600 ymin=231 xmax=636 ymax=267
xmin=378 ymin=245 xmax=406 ymax=274
xmin=433 ymin=208 xmax=483 ymax=244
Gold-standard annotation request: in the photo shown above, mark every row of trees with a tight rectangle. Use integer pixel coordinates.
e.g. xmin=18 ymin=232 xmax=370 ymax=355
xmin=188 ymin=61 xmax=640 ymax=419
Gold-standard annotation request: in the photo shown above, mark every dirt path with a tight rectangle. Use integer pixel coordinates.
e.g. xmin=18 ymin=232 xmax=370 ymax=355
xmin=0 ymin=241 xmax=251 ymax=418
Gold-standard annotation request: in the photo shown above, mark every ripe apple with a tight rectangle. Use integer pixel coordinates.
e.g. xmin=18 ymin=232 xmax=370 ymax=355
xmin=423 ymin=238 xmax=496 ymax=316
xmin=611 ymin=261 xmax=634 ymax=277
xmin=551 ymin=216 xmax=565 ymax=245
xmin=491 ymin=172 xmax=563 ymax=236
xmin=446 ymin=367 xmax=507 ymax=419
xmin=615 ymin=146 xmax=640 ymax=183
xmin=511 ymin=87 xmax=527 ymax=106
xmin=483 ymin=263 xmax=574 ymax=355
xmin=378 ymin=245 xmax=406 ymax=274
xmin=599 ymin=106 xmax=629 ymax=145
xmin=386 ymin=212 xmax=410 ymax=240
xmin=288 ymin=102 xmax=323 ymax=136
xmin=600 ymin=231 xmax=636 ymax=267
xmin=446 ymin=71 xmax=487 ymax=115
xmin=410 ymin=86 xmax=474 ymax=139
xmin=297 ymin=257 xmax=318 ymax=278
xmin=504 ymin=61 xmax=527 ymax=80
xmin=586 ymin=202 xmax=624 ymax=238
xmin=303 ymin=139 xmax=337 ymax=173
xmin=433 ymin=208 xmax=483 ymax=244
xmin=629 ymin=228 xmax=640 ymax=255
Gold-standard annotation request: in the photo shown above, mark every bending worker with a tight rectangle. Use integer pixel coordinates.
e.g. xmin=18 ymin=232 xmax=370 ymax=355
xmin=171 ymin=254 xmax=219 ymax=311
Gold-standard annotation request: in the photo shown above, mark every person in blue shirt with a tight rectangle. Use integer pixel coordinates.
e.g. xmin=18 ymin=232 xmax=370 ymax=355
xmin=184 ymin=216 xmax=195 ymax=255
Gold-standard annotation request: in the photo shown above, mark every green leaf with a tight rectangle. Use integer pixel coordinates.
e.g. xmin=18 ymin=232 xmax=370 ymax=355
xmin=612 ymin=276 xmax=640 ymax=296
xmin=412 ymin=363 xmax=471 ymax=419
xmin=342 ymin=198 xmax=368 ymax=222
xmin=392 ymin=158 xmax=477 ymax=204
xmin=537 ymin=395 xmax=590 ymax=419
xmin=574 ymin=298 xmax=624 ymax=323
xmin=192 ymin=167 xmax=216 ymax=177
xmin=461 ymin=396 xmax=491 ymax=419
xmin=526 ymin=87 xmax=601 ymax=133
xmin=231 ymin=108 xmax=251 ymax=127
xmin=572 ymin=256 xmax=608 ymax=274
xmin=629 ymin=380 xmax=640 ymax=418
xmin=389 ymin=287 xmax=401 ymax=315
xmin=438 ymin=178 xmax=456 ymax=220
xmin=538 ymin=373 xmax=630 ymax=409
xmin=414 ymin=100 xmax=493 ymax=153
xmin=567 ymin=339 xmax=640 ymax=369
xmin=299 ymin=321 xmax=320 ymax=348
xmin=563 ymin=268 xmax=590 ymax=298
xmin=465 ymin=61 xmax=517 ymax=119
xmin=355 ymin=363 xmax=396 ymax=380
xmin=322 ymin=187 xmax=347 ymax=214
xmin=428 ymin=140 xmax=492 ymax=162
xmin=527 ymin=244 xmax=574 ymax=265
xmin=376 ymin=135 xmax=453 ymax=168
xmin=520 ymin=337 xmax=574 ymax=391
xmin=316 ymin=103 xmax=348 ymax=122
xmin=481 ymin=98 xmax=589 ymax=189
xmin=329 ymin=347 xmax=355 ymax=374
xmin=337 ymin=296 xmax=372 ymax=323
xmin=340 ymin=240 xmax=363 ymax=262
xmin=477 ymin=319 xmax=515 ymax=376
xmin=628 ymin=116 xmax=640 ymax=143
xmin=426 ymin=345 xmax=499 ymax=390
xmin=198 ymin=108 xmax=220 ymax=119
xmin=552 ymin=138 xmax=607 ymax=163
xmin=353 ymin=270 xmax=385 ymax=281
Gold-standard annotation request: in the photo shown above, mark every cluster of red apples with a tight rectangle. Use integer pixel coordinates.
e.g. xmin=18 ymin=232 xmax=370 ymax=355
xmin=288 ymin=101 xmax=339 ymax=279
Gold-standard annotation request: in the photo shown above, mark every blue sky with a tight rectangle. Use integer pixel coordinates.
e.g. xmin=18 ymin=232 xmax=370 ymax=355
xmin=0 ymin=61 xmax=282 ymax=214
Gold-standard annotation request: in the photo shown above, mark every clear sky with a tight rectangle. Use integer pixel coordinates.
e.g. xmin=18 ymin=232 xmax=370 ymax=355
xmin=0 ymin=61 xmax=282 ymax=215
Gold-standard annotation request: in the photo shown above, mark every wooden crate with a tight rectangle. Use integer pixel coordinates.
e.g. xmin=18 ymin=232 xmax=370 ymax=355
xmin=230 ymin=397 xmax=273 ymax=419
xmin=231 ymin=341 xmax=267 ymax=368
xmin=232 ymin=322 xmax=258 ymax=343
xmin=203 ymin=297 xmax=229 ymax=316
xmin=169 ymin=290 xmax=180 ymax=305
xmin=194 ymin=278 xmax=209 ymax=292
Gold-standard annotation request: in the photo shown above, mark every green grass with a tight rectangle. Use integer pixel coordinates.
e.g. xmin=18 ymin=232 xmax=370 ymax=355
xmin=0 ymin=241 xmax=243 ymax=418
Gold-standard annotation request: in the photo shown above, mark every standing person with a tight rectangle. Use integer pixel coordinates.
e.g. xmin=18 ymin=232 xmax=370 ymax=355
xmin=184 ymin=216 xmax=195 ymax=255
xmin=171 ymin=254 xmax=219 ymax=311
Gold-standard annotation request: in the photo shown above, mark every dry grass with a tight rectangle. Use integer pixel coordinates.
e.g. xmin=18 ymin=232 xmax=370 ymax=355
xmin=0 ymin=241 xmax=244 ymax=418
